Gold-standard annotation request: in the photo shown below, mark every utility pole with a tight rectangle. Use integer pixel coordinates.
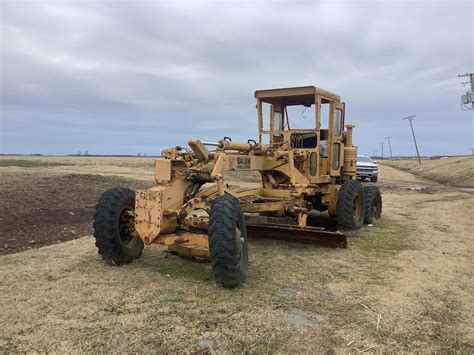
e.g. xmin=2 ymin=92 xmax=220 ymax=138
xmin=385 ymin=136 xmax=393 ymax=160
xmin=381 ymin=141 xmax=384 ymax=160
xmin=458 ymin=72 xmax=474 ymax=91
xmin=458 ymin=73 xmax=474 ymax=110
xmin=402 ymin=115 xmax=421 ymax=164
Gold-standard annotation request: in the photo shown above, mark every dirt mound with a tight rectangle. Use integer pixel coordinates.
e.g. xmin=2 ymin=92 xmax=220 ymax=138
xmin=0 ymin=173 xmax=153 ymax=254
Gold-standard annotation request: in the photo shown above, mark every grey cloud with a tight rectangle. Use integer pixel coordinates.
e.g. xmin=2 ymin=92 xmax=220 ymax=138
xmin=1 ymin=0 xmax=472 ymax=156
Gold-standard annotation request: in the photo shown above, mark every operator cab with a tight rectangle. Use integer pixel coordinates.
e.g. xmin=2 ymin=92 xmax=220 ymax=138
xmin=254 ymin=86 xmax=345 ymax=175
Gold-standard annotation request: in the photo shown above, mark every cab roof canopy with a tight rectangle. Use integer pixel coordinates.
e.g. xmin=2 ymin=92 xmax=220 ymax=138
xmin=254 ymin=86 xmax=341 ymax=106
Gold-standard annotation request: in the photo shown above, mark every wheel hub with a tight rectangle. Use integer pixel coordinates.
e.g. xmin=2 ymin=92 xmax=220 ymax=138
xmin=353 ymin=194 xmax=361 ymax=220
xmin=236 ymin=223 xmax=244 ymax=261
xmin=119 ymin=207 xmax=136 ymax=246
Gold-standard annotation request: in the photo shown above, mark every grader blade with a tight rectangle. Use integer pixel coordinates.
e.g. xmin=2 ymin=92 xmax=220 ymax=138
xmin=246 ymin=224 xmax=347 ymax=248
xmin=243 ymin=214 xmax=347 ymax=248
xmin=182 ymin=216 xmax=347 ymax=249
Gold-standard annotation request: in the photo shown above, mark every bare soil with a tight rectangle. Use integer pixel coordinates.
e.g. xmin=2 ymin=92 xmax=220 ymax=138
xmin=0 ymin=172 xmax=152 ymax=254
xmin=0 ymin=157 xmax=473 ymax=352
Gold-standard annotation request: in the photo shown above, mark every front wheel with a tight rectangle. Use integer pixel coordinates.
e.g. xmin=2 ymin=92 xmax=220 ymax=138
xmin=93 ymin=187 xmax=144 ymax=265
xmin=208 ymin=194 xmax=248 ymax=288
xmin=370 ymin=176 xmax=378 ymax=183
xmin=337 ymin=180 xmax=366 ymax=230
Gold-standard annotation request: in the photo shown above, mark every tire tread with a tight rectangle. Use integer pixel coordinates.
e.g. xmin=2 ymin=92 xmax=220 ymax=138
xmin=337 ymin=180 xmax=366 ymax=230
xmin=93 ymin=187 xmax=144 ymax=265
xmin=208 ymin=194 xmax=248 ymax=288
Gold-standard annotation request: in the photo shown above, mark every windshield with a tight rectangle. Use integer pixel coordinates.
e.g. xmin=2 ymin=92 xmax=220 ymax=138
xmin=285 ymin=104 xmax=316 ymax=129
xmin=357 ymin=156 xmax=374 ymax=163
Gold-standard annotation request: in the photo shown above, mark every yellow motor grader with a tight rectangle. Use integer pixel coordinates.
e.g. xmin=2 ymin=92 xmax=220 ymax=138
xmin=93 ymin=86 xmax=382 ymax=287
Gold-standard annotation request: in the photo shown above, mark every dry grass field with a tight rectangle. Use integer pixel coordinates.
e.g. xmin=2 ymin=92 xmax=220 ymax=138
xmin=0 ymin=156 xmax=156 ymax=181
xmin=0 ymin=156 xmax=473 ymax=352
xmin=384 ymin=156 xmax=474 ymax=188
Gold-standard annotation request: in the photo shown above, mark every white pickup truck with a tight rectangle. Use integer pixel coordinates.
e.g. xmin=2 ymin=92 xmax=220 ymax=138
xmin=356 ymin=155 xmax=378 ymax=182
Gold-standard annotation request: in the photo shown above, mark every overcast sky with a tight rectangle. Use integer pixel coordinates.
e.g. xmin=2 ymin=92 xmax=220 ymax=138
xmin=1 ymin=0 xmax=473 ymax=156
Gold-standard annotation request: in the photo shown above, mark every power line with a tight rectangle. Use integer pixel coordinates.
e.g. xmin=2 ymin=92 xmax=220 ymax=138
xmin=402 ymin=115 xmax=421 ymax=164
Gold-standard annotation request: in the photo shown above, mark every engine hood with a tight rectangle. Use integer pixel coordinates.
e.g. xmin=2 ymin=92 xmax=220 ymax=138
xmin=357 ymin=162 xmax=377 ymax=168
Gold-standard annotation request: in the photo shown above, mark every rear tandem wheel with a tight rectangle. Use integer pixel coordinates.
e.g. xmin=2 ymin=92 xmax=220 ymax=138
xmin=363 ymin=186 xmax=382 ymax=224
xmin=336 ymin=180 xmax=366 ymax=230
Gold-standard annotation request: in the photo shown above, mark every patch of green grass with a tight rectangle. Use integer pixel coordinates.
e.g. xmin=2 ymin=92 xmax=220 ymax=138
xmin=142 ymin=291 xmax=158 ymax=302
xmin=0 ymin=254 xmax=15 ymax=266
xmin=350 ymin=218 xmax=414 ymax=255
xmin=157 ymin=258 xmax=212 ymax=282
xmin=142 ymin=290 xmax=186 ymax=304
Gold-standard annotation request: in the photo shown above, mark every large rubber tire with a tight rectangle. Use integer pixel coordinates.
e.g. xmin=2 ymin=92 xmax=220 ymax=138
xmin=370 ymin=176 xmax=378 ymax=183
xmin=93 ymin=187 xmax=144 ymax=265
xmin=363 ymin=186 xmax=382 ymax=224
xmin=337 ymin=180 xmax=366 ymax=230
xmin=208 ymin=194 xmax=249 ymax=288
